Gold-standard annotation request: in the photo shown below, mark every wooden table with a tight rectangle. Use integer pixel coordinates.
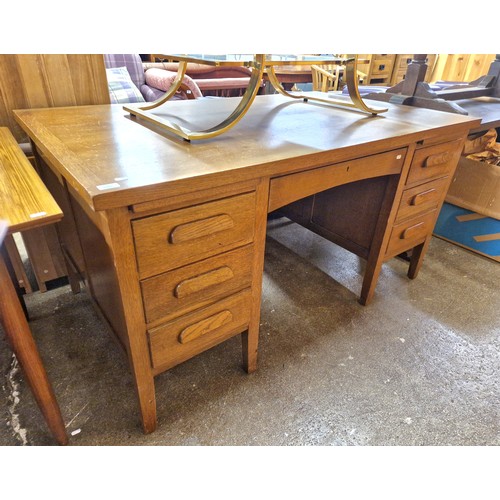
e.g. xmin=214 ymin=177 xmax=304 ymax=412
xmin=14 ymin=94 xmax=480 ymax=433
xmin=454 ymin=96 xmax=500 ymax=132
xmin=263 ymin=65 xmax=313 ymax=91
xmin=0 ymin=127 xmax=68 ymax=445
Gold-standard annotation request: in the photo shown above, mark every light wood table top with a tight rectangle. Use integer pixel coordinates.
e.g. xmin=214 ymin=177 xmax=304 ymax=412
xmin=0 ymin=127 xmax=62 ymax=232
xmin=14 ymin=94 xmax=479 ymax=211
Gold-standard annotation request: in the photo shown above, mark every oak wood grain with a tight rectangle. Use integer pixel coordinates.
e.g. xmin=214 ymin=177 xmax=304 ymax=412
xmin=133 ymin=192 xmax=256 ymax=279
xmin=0 ymin=127 xmax=62 ymax=232
xmin=13 ymin=94 xmax=480 ymax=211
xmin=268 ymin=148 xmax=407 ymax=212
xmin=141 ymin=244 xmax=253 ymax=325
xmin=149 ymin=289 xmax=252 ymax=373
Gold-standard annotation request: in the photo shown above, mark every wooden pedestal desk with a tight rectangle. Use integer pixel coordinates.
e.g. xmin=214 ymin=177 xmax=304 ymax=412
xmin=14 ymin=94 xmax=480 ymax=433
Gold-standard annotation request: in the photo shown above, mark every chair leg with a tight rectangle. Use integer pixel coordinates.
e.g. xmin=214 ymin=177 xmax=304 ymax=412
xmin=0 ymin=253 xmax=68 ymax=445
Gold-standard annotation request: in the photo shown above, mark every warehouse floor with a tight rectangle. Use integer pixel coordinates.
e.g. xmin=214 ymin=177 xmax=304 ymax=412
xmin=1 ymin=217 xmax=499 ymax=447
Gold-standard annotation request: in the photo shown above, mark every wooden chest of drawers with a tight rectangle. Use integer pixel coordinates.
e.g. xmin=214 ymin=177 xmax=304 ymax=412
xmin=358 ymin=54 xmax=396 ymax=86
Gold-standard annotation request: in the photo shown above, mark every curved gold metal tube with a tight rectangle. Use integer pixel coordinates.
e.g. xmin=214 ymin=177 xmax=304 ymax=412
xmin=125 ymin=55 xmax=265 ymax=141
xmin=135 ymin=61 xmax=189 ymax=111
xmin=125 ymin=54 xmax=388 ymax=142
xmin=266 ymin=66 xmax=303 ymax=100
xmin=328 ymin=55 xmax=388 ymax=115
xmin=267 ymin=55 xmax=387 ymax=115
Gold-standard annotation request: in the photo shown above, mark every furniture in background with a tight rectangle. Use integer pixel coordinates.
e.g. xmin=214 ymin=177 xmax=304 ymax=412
xmin=149 ymin=56 xmax=260 ymax=97
xmin=104 ymin=54 xmax=202 ymax=102
xmin=357 ymin=54 xmax=397 ymax=86
xmin=0 ymin=54 xmax=111 ymax=294
xmin=363 ymin=55 xmax=500 ymax=116
xmin=311 ymin=64 xmax=367 ymax=92
xmin=0 ymin=127 xmax=67 ymax=445
xmin=125 ymin=54 xmax=387 ymax=141
xmin=311 ymin=64 xmax=342 ymax=92
xmin=390 ymin=54 xmax=437 ymax=86
xmin=15 ymin=93 xmax=479 ymax=434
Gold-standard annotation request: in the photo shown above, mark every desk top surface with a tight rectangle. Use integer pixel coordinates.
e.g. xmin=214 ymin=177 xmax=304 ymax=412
xmin=14 ymin=94 xmax=480 ymax=211
xmin=455 ymin=96 xmax=500 ymax=132
xmin=0 ymin=127 xmax=62 ymax=233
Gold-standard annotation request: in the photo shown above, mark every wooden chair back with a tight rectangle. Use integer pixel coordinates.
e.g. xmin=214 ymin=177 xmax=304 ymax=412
xmin=311 ymin=64 xmax=341 ymax=92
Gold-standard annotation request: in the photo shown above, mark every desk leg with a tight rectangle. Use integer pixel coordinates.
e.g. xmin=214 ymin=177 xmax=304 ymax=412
xmin=407 ymin=238 xmax=431 ymax=279
xmin=106 ymin=209 xmax=157 ymax=434
xmin=0 ymin=254 xmax=68 ymax=445
xmin=242 ymin=179 xmax=270 ymax=373
xmin=359 ymin=176 xmax=401 ymax=306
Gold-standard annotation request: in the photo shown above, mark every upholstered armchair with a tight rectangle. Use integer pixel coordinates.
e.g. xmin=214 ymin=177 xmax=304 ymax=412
xmin=104 ymin=54 xmax=203 ymax=103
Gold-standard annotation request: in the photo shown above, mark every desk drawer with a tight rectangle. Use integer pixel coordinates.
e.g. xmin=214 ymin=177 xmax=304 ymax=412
xmin=398 ymin=55 xmax=413 ymax=69
xmin=370 ymin=58 xmax=394 ymax=75
xmin=407 ymin=139 xmax=462 ymax=186
xmin=133 ymin=192 xmax=256 ymax=278
xmin=268 ymin=148 xmax=407 ymax=212
xmin=141 ymin=244 xmax=253 ymax=324
xmin=386 ymin=210 xmax=437 ymax=257
xmin=396 ymin=177 xmax=449 ymax=222
xmin=148 ymin=289 xmax=252 ymax=372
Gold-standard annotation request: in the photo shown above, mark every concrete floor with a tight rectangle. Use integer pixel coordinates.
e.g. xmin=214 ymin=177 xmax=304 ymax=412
xmin=1 ymin=217 xmax=499 ymax=446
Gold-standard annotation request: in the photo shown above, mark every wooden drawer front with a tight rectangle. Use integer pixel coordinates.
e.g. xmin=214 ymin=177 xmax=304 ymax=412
xmin=371 ymin=58 xmax=394 ymax=75
xmin=396 ymin=177 xmax=449 ymax=222
xmin=141 ymin=244 xmax=253 ymax=324
xmin=268 ymin=148 xmax=407 ymax=212
xmin=148 ymin=289 xmax=252 ymax=372
xmin=133 ymin=192 xmax=256 ymax=278
xmin=398 ymin=55 xmax=413 ymax=69
xmin=407 ymin=139 xmax=462 ymax=186
xmin=386 ymin=210 xmax=437 ymax=257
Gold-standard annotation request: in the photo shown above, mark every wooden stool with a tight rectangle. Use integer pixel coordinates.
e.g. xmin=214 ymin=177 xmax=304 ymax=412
xmin=0 ymin=127 xmax=68 ymax=445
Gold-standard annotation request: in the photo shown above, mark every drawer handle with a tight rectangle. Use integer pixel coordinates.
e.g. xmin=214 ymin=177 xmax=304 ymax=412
xmin=178 ymin=310 xmax=233 ymax=344
xmin=410 ymin=188 xmax=437 ymax=206
xmin=169 ymin=213 xmax=234 ymax=244
xmin=174 ymin=266 xmax=235 ymax=299
xmin=401 ymin=222 xmax=424 ymax=240
xmin=424 ymin=151 xmax=450 ymax=168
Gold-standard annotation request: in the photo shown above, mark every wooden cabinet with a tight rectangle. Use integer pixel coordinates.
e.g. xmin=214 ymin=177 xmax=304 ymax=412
xmin=390 ymin=54 xmax=437 ymax=86
xmin=358 ymin=54 xmax=396 ymax=86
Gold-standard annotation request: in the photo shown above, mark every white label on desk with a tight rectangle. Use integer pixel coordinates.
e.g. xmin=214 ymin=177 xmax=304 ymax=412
xmin=29 ymin=211 xmax=47 ymax=218
xmin=96 ymin=182 xmax=120 ymax=191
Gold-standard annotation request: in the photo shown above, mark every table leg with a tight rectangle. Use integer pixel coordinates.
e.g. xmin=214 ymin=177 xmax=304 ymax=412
xmin=105 ymin=208 xmax=158 ymax=434
xmin=242 ymin=179 xmax=270 ymax=373
xmin=407 ymin=238 xmax=431 ymax=279
xmin=0 ymin=253 xmax=68 ymax=445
